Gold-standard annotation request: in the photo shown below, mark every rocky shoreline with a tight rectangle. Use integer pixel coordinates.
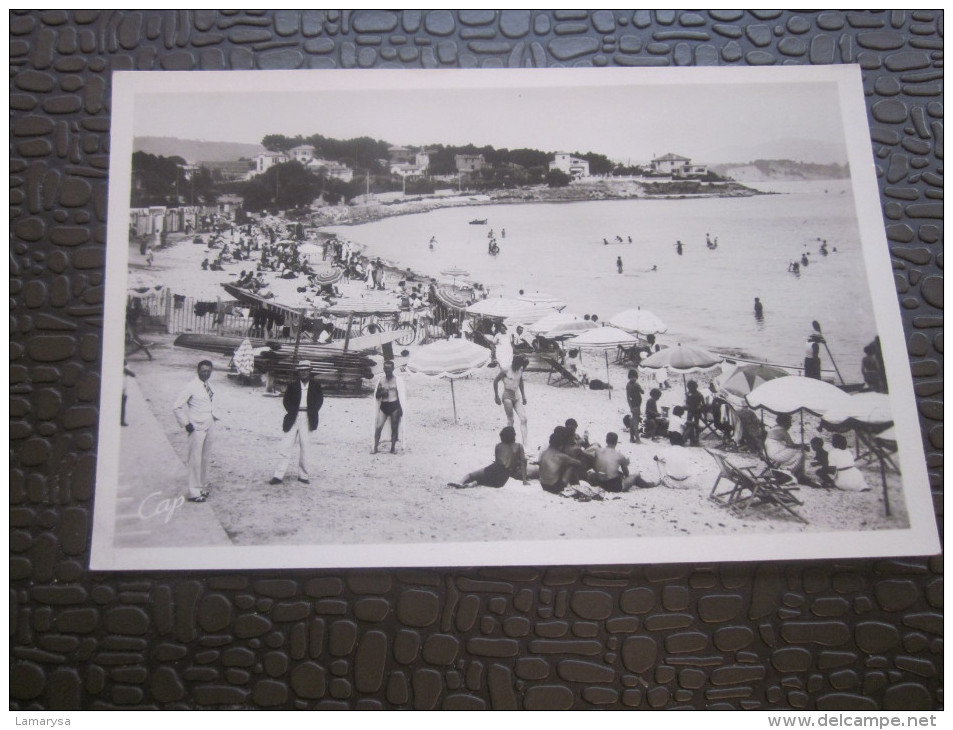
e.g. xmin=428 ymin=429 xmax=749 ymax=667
xmin=308 ymin=179 xmax=760 ymax=228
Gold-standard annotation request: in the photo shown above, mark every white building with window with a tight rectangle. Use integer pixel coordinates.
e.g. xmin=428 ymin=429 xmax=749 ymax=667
xmin=549 ymin=152 xmax=590 ymax=178
xmin=290 ymin=144 xmax=316 ymax=164
xmin=255 ymin=151 xmax=290 ymax=174
xmin=650 ymin=152 xmax=708 ymax=178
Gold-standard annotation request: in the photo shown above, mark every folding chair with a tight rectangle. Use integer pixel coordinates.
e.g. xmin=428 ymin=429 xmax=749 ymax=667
xmin=705 ymin=448 xmax=755 ymax=506
xmin=544 ymin=357 xmax=584 ymax=388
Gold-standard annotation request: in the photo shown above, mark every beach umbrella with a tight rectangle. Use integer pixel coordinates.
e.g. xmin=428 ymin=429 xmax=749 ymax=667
xmin=820 ymin=391 xmax=893 ymax=429
xmin=820 ymin=391 xmax=896 ymax=517
xmin=744 ymin=376 xmax=851 ymax=418
xmin=527 ymin=312 xmax=598 ymax=339
xmin=310 ymin=267 xmax=344 ymax=286
xmin=640 ymin=343 xmax=722 ymax=373
xmin=718 ymin=362 xmax=790 ymax=400
xmin=406 ymin=339 xmax=492 ymax=423
xmin=517 ymin=291 xmax=566 ymax=311
xmin=567 ymin=326 xmax=639 ymax=349
xmin=440 ymin=266 xmax=470 ymax=286
xmin=609 ymin=308 xmax=668 ymax=336
xmin=466 ymin=298 xmax=556 ymax=323
xmin=566 ymin=326 xmax=639 ymax=399
xmin=434 ymin=285 xmax=471 ymax=311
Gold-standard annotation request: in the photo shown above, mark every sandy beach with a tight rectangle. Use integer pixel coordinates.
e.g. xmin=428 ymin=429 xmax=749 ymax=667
xmin=115 ymin=220 xmax=908 ymax=556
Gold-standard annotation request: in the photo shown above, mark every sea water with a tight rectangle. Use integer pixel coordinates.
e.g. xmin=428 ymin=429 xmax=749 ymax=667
xmin=326 ymin=180 xmax=879 ymax=382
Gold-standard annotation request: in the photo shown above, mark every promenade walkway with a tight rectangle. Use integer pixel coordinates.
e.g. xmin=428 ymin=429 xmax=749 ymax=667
xmin=113 ymin=376 xmax=231 ymax=548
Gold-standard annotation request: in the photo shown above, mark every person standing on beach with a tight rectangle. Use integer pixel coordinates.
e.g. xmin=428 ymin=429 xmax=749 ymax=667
xmin=270 ymin=361 xmax=324 ymax=484
xmin=625 ymin=369 xmax=643 ymax=444
xmin=617 ymin=256 xmax=623 ymax=274
xmin=494 ymin=355 xmax=529 ymax=446
xmin=373 ymin=360 xmax=405 ymax=454
xmin=172 ymin=360 xmax=218 ymax=503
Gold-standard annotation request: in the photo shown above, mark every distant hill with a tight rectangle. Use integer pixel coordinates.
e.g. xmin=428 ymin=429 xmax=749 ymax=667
xmin=133 ymin=136 xmax=264 ymax=164
xmin=709 ymin=159 xmax=850 ymax=182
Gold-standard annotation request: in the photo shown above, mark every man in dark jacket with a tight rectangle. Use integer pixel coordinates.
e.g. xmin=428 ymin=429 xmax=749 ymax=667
xmin=270 ymin=361 xmax=324 ymax=485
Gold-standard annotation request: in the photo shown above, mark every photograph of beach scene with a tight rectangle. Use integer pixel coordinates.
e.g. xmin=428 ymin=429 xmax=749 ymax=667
xmin=91 ymin=67 xmax=938 ymax=570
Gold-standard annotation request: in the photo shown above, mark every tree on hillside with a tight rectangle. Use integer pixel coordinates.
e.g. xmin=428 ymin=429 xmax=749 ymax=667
xmin=545 ymin=170 xmax=572 ymax=188
xmin=131 ymin=151 xmax=188 ymax=207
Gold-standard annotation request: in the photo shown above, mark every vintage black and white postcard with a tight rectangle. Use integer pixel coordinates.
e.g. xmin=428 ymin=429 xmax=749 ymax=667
xmin=91 ymin=66 xmax=939 ymax=570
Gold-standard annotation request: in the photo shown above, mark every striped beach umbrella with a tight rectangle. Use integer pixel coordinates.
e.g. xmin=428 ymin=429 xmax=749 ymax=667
xmin=435 ymin=285 xmax=471 ymax=311
xmin=310 ymin=267 xmax=344 ymax=286
xmin=640 ymin=343 xmax=723 ymax=374
xmin=718 ymin=363 xmax=790 ymax=400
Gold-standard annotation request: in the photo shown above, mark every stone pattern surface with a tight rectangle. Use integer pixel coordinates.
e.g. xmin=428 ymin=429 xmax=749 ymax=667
xmin=9 ymin=10 xmax=943 ymax=710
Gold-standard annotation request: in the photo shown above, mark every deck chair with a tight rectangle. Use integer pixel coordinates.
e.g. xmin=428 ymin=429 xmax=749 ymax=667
xmin=544 ymin=357 xmax=584 ymax=388
xmin=705 ymin=448 xmax=757 ymax=506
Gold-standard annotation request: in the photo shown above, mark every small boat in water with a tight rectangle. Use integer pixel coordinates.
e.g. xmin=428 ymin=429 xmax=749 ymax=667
xmin=469 ymin=218 xmax=487 ymax=225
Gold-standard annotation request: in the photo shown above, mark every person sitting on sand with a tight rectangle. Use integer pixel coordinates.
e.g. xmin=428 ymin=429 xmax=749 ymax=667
xmin=586 ymin=432 xmax=660 ymax=493
xmin=827 ymin=434 xmax=870 ymax=491
xmin=667 ymin=406 xmax=688 ymax=446
xmin=449 ymin=426 xmax=528 ymax=489
xmin=642 ymin=388 xmax=667 ymax=440
xmin=563 ymin=418 xmax=597 ymax=484
xmin=538 ymin=429 xmax=585 ymax=495
xmin=764 ymin=413 xmax=810 ymax=476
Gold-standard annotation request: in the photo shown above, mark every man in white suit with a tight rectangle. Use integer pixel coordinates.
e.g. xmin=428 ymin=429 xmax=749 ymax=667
xmin=172 ymin=359 xmax=218 ymax=503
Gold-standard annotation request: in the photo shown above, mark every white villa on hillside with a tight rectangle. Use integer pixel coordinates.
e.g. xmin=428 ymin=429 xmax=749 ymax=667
xmin=255 ymin=151 xmax=289 ymax=174
xmin=549 ymin=152 xmax=590 ymax=178
xmin=390 ymin=150 xmax=431 ymax=179
xmin=290 ymin=144 xmax=316 ymax=164
xmin=306 ymin=158 xmax=355 ymax=182
xmin=650 ymin=152 xmax=708 ymax=178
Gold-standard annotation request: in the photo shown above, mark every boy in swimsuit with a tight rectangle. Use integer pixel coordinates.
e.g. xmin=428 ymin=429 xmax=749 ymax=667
xmin=537 ymin=429 xmax=583 ymax=494
xmin=493 ymin=355 xmax=529 ymax=445
xmin=586 ymin=432 xmax=660 ymax=492
xmin=374 ymin=360 xmax=403 ymax=454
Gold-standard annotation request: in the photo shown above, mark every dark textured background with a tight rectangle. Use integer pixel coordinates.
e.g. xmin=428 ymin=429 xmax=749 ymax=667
xmin=8 ymin=10 xmax=943 ymax=710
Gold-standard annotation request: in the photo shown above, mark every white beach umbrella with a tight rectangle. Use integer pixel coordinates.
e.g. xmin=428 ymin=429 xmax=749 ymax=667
xmin=567 ymin=325 xmax=639 ymax=349
xmin=526 ymin=312 xmax=598 ymax=338
xmin=640 ymin=342 xmax=723 ymax=374
xmin=609 ymin=308 xmax=668 ymax=336
xmin=820 ymin=391 xmax=894 ymax=429
xmin=440 ymin=266 xmax=470 ymax=286
xmin=517 ymin=291 xmax=566 ymax=311
xmin=406 ymin=339 xmax=493 ymax=423
xmin=744 ymin=375 xmax=851 ymax=417
xmin=466 ymin=298 xmax=556 ymax=323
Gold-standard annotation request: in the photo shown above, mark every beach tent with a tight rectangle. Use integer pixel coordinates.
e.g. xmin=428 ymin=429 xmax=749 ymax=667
xmin=406 ymin=339 xmax=492 ymax=423
xmin=608 ymin=308 xmax=668 ymax=336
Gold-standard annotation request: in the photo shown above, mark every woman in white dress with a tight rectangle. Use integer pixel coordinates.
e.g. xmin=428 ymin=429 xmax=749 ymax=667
xmin=827 ymin=433 xmax=869 ymax=491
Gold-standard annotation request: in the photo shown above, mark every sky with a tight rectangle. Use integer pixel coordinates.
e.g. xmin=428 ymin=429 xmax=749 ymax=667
xmin=129 ymin=71 xmax=851 ymax=166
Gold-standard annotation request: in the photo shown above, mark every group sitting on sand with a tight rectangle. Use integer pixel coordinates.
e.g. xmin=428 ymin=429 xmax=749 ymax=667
xmin=451 ymin=418 xmax=662 ymax=497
